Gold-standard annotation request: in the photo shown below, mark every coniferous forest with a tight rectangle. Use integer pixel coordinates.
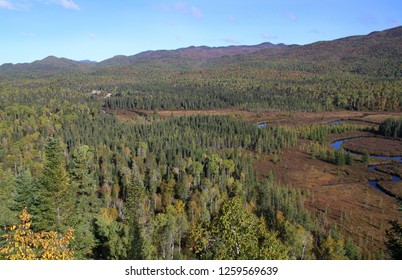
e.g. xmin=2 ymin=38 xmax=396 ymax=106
xmin=0 ymin=26 xmax=401 ymax=260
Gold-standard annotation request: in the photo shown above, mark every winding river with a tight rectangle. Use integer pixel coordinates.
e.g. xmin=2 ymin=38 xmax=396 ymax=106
xmin=328 ymin=120 xmax=344 ymax=125
xmin=330 ymin=138 xmax=402 ymax=197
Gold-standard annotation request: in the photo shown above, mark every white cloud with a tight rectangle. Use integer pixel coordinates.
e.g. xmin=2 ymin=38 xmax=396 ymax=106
xmin=0 ymin=0 xmax=13 ymax=10
xmin=89 ymin=33 xmax=96 ymax=40
xmin=58 ymin=0 xmax=80 ymax=10
xmin=1 ymin=0 xmax=81 ymax=11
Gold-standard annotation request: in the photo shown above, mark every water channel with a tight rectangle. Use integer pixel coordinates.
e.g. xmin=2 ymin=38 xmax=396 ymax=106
xmin=330 ymin=138 xmax=402 ymax=197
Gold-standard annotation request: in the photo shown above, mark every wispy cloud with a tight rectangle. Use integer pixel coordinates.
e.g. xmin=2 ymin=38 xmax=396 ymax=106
xmin=57 ymin=0 xmax=80 ymax=11
xmin=190 ymin=6 xmax=203 ymax=20
xmin=286 ymin=12 xmax=297 ymax=22
xmin=0 ymin=0 xmax=14 ymax=10
xmin=89 ymin=33 xmax=96 ymax=40
xmin=155 ymin=2 xmax=204 ymax=20
xmin=174 ymin=3 xmax=204 ymax=20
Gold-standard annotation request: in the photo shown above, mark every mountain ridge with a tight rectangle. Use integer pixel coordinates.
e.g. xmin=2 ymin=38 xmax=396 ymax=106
xmin=0 ymin=26 xmax=401 ymax=76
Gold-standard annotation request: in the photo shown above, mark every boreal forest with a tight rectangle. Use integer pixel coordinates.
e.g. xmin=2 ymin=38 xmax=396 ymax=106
xmin=0 ymin=26 xmax=401 ymax=260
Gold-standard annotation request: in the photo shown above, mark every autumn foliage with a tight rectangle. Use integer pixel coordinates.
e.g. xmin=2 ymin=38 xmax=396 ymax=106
xmin=0 ymin=209 xmax=74 ymax=260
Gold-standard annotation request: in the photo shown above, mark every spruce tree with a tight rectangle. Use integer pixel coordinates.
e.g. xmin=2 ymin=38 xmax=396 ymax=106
xmin=69 ymin=145 xmax=101 ymax=259
xmin=13 ymin=169 xmax=36 ymax=214
xmin=124 ymin=162 xmax=153 ymax=259
xmin=33 ymin=137 xmax=72 ymax=233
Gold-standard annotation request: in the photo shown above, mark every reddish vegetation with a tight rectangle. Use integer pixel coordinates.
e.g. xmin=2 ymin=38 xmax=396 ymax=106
xmin=378 ymin=181 xmax=402 ymax=198
xmin=109 ymin=107 xmax=402 ymax=255
xmin=254 ymin=143 xmax=401 ymax=255
xmin=342 ymin=137 xmax=402 ymax=156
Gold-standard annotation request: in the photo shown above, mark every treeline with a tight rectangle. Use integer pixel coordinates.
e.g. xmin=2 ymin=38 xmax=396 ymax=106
xmin=1 ymin=53 xmax=401 ymax=113
xmin=101 ymin=75 xmax=401 ymax=112
xmin=297 ymin=123 xmax=362 ymax=144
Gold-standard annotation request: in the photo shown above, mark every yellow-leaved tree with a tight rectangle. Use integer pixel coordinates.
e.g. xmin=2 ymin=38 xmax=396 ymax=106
xmin=0 ymin=209 xmax=74 ymax=260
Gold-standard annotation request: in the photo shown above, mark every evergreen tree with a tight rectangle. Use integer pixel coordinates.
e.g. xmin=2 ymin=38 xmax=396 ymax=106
xmin=386 ymin=202 xmax=402 ymax=260
xmin=344 ymin=237 xmax=360 ymax=260
xmin=124 ymin=162 xmax=154 ymax=259
xmin=0 ymin=167 xmax=17 ymax=235
xmin=33 ymin=137 xmax=73 ymax=233
xmin=13 ymin=169 xmax=35 ymax=214
xmin=362 ymin=151 xmax=370 ymax=164
xmin=69 ymin=145 xmax=101 ymax=259
xmin=345 ymin=152 xmax=353 ymax=165
xmin=386 ymin=220 xmax=402 ymax=259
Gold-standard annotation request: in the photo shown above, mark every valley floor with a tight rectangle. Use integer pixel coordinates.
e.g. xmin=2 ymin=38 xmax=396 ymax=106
xmin=111 ymin=108 xmax=402 ymax=256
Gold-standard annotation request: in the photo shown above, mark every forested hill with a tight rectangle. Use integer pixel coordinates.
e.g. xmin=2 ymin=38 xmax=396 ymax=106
xmin=98 ymin=42 xmax=289 ymax=67
xmin=0 ymin=26 xmax=401 ymax=111
xmin=1 ymin=26 xmax=401 ymax=76
xmin=227 ymin=25 xmax=402 ymax=77
xmin=0 ymin=56 xmax=94 ymax=76
xmin=0 ymin=42 xmax=288 ymax=75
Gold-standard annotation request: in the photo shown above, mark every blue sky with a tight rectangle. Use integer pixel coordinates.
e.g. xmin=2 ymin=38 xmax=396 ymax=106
xmin=1 ymin=0 xmax=401 ymax=64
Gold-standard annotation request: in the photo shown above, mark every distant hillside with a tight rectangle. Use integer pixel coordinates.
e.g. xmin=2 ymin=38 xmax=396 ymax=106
xmin=98 ymin=42 xmax=288 ymax=67
xmin=0 ymin=56 xmax=93 ymax=77
xmin=0 ymin=42 xmax=290 ymax=77
xmin=213 ymin=26 xmax=402 ymax=78
xmin=0 ymin=26 xmax=401 ymax=80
